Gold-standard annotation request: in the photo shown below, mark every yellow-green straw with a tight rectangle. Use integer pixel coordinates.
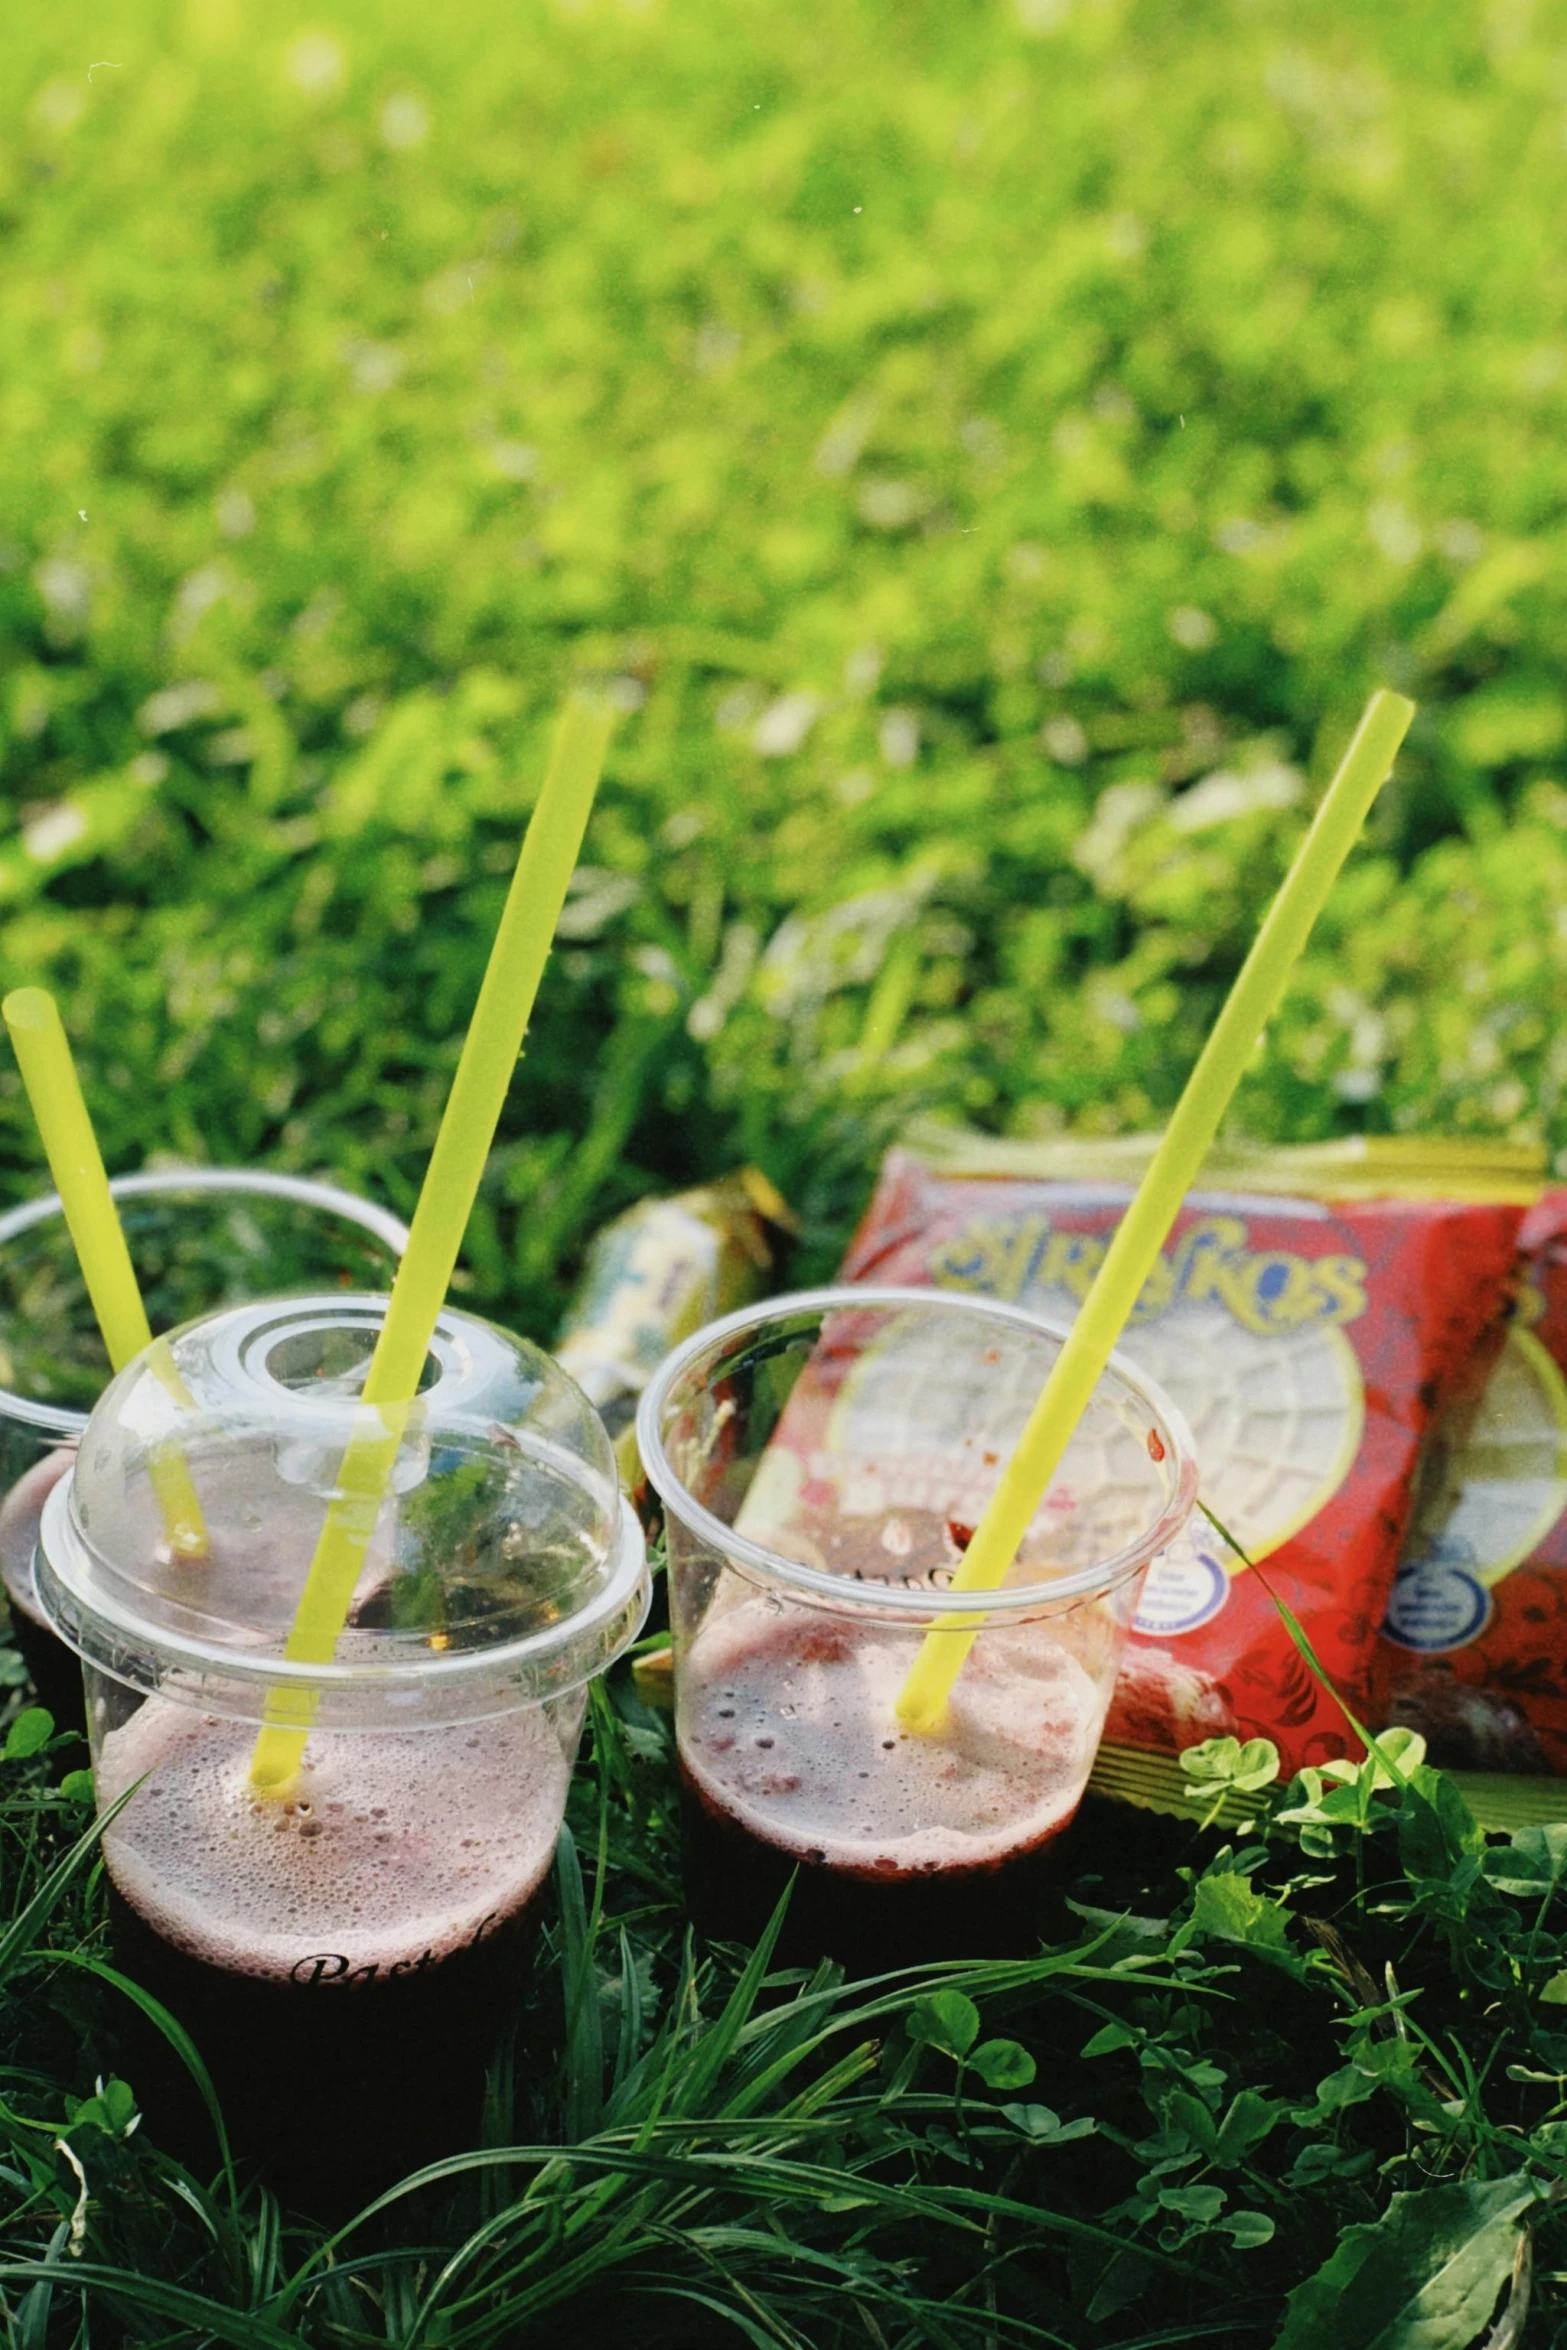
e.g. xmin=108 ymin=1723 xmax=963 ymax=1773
xmin=894 ymin=688 xmax=1416 ymax=1733
xmin=247 ymin=693 xmax=615 ymax=1793
xmin=1 ymin=987 xmax=208 ymax=1559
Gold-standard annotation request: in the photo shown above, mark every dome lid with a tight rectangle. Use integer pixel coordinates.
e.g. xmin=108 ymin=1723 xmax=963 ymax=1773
xmin=37 ymin=1296 xmax=647 ymax=1727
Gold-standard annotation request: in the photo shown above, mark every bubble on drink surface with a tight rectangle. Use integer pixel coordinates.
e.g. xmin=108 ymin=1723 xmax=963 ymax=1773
xmin=681 ymin=1599 xmax=1100 ymax=1876
xmin=96 ymin=1699 xmax=570 ymax=1979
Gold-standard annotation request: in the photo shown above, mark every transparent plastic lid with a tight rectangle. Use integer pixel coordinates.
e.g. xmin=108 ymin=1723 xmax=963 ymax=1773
xmin=36 ymin=1296 xmax=648 ymax=1726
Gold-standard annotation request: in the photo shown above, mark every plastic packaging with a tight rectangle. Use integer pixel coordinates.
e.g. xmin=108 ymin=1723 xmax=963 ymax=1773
xmin=840 ymin=1133 xmax=1534 ymax=1775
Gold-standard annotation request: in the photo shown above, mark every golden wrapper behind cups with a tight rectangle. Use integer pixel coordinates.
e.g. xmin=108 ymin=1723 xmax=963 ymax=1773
xmin=555 ymin=1170 xmax=794 ymax=1484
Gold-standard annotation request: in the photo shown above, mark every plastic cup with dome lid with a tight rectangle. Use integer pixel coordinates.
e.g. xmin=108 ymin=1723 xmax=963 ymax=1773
xmin=36 ymin=1292 xmax=648 ymax=2207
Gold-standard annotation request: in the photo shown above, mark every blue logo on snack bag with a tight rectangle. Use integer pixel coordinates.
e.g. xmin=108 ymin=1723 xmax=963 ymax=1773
xmin=1134 ymin=1520 xmax=1232 ymax=1637
xmin=1382 ymin=1534 xmax=1492 ymax=1654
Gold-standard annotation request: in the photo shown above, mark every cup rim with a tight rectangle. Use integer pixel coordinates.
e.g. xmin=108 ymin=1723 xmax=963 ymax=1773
xmin=635 ymin=1283 xmax=1200 ymax=1618
xmin=37 ymin=1474 xmax=649 ymax=1707
xmin=0 ymin=1169 xmax=411 ymax=1440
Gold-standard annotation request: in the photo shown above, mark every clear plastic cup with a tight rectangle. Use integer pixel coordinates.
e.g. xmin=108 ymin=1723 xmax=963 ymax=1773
xmin=0 ymin=1169 xmax=409 ymax=1731
xmin=637 ymin=1285 xmax=1198 ymax=1969
xmin=36 ymin=1294 xmax=649 ymax=2208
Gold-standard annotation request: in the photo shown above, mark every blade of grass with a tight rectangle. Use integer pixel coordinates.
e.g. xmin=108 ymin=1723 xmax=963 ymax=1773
xmin=779 ymin=2040 xmax=882 ymax=2121
xmin=13 ymin=2222 xmax=68 ymax=2350
xmin=654 ymin=2234 xmax=823 ymax=2350
xmin=317 ymin=2139 xmax=1197 ymax=2271
xmin=557 ymin=1825 xmax=605 ymax=2142
xmin=715 ymin=1933 xmax=1174 ymax=2123
xmin=243 ymin=2185 xmax=283 ymax=2302
xmin=611 ymin=1925 xmax=643 ymax=2102
xmin=0 ymin=1779 xmax=142 ymax=1992
xmin=49 ymin=1952 xmax=238 ymax=2213
xmin=1201 ymin=1501 xmax=1414 ymax=1787
xmin=635 ymin=2281 xmax=806 ymax=2350
xmin=656 ymin=1889 xmax=792 ymax=2127
xmin=513 ymin=1004 xmax=687 ymax=1289
xmin=0 ymin=2265 xmax=301 ymax=2350
xmin=479 ymin=2010 xmax=522 ymax=2223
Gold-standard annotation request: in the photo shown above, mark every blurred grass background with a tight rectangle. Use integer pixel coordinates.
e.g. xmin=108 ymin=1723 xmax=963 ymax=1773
xmin=5 ymin=0 xmax=1567 ymax=1336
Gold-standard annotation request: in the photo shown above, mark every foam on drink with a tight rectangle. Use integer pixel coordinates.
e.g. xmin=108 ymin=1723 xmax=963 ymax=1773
xmin=680 ymin=1595 xmax=1099 ymax=1877
xmin=97 ymin=1697 xmax=569 ymax=1979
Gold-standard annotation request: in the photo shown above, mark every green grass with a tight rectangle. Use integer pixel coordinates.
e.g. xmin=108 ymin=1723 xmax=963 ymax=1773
xmin=5 ymin=0 xmax=1567 ymax=1322
xmin=1 ymin=1676 xmax=1566 ymax=2346
xmin=7 ymin=0 xmax=1567 ymax=2338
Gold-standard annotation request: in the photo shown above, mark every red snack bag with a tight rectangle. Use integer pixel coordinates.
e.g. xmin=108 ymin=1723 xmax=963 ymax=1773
xmin=840 ymin=1134 xmax=1535 ymax=1776
xmin=1373 ymin=1191 xmax=1567 ymax=1773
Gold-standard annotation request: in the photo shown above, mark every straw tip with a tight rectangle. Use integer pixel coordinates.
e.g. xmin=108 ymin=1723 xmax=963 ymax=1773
xmin=1364 ymin=687 xmax=1417 ymax=732
xmin=2 ymin=986 xmax=58 ymax=1033
xmin=558 ymin=689 xmax=619 ymax=741
xmin=894 ymin=1690 xmax=947 ymax=1737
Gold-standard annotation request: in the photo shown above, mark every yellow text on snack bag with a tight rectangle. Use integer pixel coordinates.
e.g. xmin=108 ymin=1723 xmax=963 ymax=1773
xmin=930 ymin=1211 xmax=1367 ymax=1338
